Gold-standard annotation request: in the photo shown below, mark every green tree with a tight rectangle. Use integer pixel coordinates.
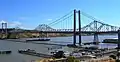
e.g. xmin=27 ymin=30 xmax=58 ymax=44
xmin=7 ymin=33 xmax=17 ymax=39
xmin=74 ymin=59 xmax=80 ymax=62
xmin=67 ymin=56 xmax=80 ymax=62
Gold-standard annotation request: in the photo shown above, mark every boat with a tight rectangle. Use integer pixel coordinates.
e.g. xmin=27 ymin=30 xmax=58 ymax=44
xmin=26 ymin=38 xmax=50 ymax=41
xmin=0 ymin=51 xmax=12 ymax=54
xmin=102 ymin=38 xmax=118 ymax=44
xmin=49 ymin=49 xmax=71 ymax=58
xmin=83 ymin=42 xmax=100 ymax=45
xmin=52 ymin=50 xmax=70 ymax=58
xmin=18 ymin=49 xmax=52 ymax=58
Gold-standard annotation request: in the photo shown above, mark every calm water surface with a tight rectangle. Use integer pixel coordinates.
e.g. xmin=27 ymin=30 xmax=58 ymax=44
xmin=0 ymin=35 xmax=118 ymax=62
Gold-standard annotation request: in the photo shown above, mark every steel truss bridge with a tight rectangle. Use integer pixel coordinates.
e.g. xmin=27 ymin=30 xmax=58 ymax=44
xmin=34 ymin=20 xmax=119 ymax=34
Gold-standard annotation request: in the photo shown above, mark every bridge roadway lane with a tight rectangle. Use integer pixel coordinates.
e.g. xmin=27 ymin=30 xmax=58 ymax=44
xmin=9 ymin=31 xmax=119 ymax=34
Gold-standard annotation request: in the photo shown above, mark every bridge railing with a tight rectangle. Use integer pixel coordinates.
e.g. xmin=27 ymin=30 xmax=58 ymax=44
xmin=35 ymin=29 xmax=119 ymax=32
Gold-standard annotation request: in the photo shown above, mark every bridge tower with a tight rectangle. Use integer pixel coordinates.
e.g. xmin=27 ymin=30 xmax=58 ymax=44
xmin=73 ymin=9 xmax=76 ymax=45
xmin=78 ymin=10 xmax=81 ymax=45
xmin=73 ymin=9 xmax=82 ymax=46
xmin=1 ymin=22 xmax=7 ymax=39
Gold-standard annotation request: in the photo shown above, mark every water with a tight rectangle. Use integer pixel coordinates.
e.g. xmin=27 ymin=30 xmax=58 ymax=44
xmin=0 ymin=35 xmax=118 ymax=62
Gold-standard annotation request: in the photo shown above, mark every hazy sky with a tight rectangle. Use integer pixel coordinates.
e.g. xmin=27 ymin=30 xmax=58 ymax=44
xmin=0 ymin=0 xmax=120 ymax=29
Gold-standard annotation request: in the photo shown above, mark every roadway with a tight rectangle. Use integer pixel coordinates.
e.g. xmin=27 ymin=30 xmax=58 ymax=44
xmin=9 ymin=30 xmax=119 ymax=34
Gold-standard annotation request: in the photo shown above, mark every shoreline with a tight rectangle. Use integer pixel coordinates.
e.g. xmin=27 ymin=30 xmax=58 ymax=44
xmin=1 ymin=39 xmax=67 ymax=46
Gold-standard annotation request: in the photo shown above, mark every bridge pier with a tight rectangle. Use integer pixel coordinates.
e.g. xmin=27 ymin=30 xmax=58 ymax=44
xmin=118 ymin=30 xmax=120 ymax=49
xmin=118 ymin=29 xmax=120 ymax=48
xmin=45 ymin=32 xmax=48 ymax=38
xmin=117 ymin=29 xmax=120 ymax=60
xmin=118 ymin=30 xmax=120 ymax=48
xmin=1 ymin=23 xmax=7 ymax=39
xmin=93 ymin=33 xmax=99 ymax=44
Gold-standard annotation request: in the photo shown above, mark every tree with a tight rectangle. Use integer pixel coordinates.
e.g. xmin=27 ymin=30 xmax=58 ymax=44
xmin=67 ymin=56 xmax=75 ymax=62
xmin=74 ymin=59 xmax=80 ymax=62
xmin=7 ymin=33 xmax=17 ymax=39
xmin=67 ymin=56 xmax=80 ymax=62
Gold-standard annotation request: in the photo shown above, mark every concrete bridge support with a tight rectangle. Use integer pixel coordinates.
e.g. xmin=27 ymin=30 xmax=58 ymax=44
xmin=1 ymin=23 xmax=7 ymax=39
xmin=118 ymin=30 xmax=120 ymax=49
xmin=93 ymin=33 xmax=99 ymax=44
xmin=117 ymin=29 xmax=120 ymax=60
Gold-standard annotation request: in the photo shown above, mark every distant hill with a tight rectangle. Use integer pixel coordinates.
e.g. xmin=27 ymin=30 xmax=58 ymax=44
xmin=34 ymin=24 xmax=54 ymax=31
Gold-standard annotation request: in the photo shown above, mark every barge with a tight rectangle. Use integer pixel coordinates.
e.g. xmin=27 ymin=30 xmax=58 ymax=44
xmin=26 ymin=38 xmax=50 ymax=41
xmin=102 ymin=38 xmax=118 ymax=44
xmin=0 ymin=51 xmax=12 ymax=54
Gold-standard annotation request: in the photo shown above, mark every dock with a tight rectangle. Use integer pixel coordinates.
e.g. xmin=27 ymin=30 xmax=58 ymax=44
xmin=93 ymin=49 xmax=117 ymax=57
xmin=83 ymin=42 xmax=100 ymax=45
xmin=18 ymin=50 xmax=52 ymax=58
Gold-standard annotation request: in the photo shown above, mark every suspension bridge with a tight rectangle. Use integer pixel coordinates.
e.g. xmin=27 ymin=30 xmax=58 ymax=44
xmin=34 ymin=10 xmax=119 ymax=33
xmin=1 ymin=9 xmax=120 ymax=46
xmin=34 ymin=9 xmax=120 ymax=45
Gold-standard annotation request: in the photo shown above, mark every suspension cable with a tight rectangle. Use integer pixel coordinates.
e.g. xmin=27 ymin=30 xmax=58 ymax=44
xmin=48 ymin=10 xmax=73 ymax=25
xmin=49 ymin=14 xmax=73 ymax=26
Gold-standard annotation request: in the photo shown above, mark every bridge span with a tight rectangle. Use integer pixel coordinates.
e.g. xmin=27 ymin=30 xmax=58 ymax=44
xmin=26 ymin=31 xmax=119 ymax=34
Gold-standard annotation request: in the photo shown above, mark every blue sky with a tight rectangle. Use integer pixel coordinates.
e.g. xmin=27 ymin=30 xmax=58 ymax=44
xmin=0 ymin=0 xmax=120 ymax=29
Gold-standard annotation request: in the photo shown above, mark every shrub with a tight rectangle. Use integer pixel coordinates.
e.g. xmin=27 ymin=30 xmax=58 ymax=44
xmin=109 ymin=55 xmax=116 ymax=59
xmin=53 ymin=51 xmax=65 ymax=58
xmin=67 ymin=56 xmax=80 ymax=62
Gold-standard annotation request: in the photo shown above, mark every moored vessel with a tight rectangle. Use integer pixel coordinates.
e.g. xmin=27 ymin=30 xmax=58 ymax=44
xmin=18 ymin=49 xmax=52 ymax=58
xmin=0 ymin=50 xmax=12 ymax=54
xmin=26 ymin=38 xmax=50 ymax=41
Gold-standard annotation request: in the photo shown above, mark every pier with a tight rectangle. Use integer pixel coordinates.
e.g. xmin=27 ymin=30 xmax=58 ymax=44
xmin=18 ymin=49 xmax=52 ymax=58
